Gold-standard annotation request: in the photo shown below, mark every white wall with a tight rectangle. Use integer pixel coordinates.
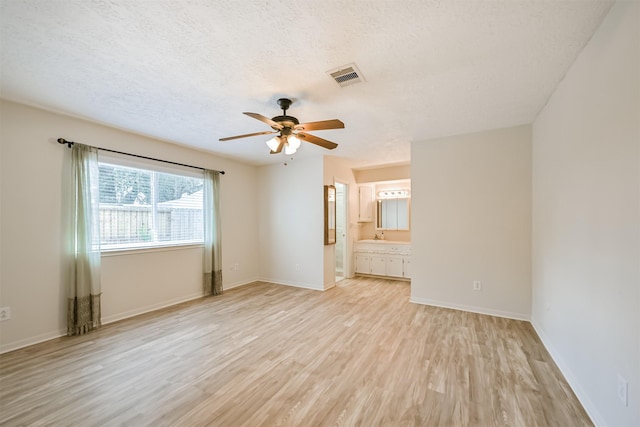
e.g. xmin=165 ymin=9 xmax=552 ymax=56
xmin=353 ymin=164 xmax=410 ymax=184
xmin=531 ymin=1 xmax=639 ymax=426
xmin=257 ymin=157 xmax=325 ymax=290
xmin=411 ymin=125 xmax=532 ymax=320
xmin=255 ymin=155 xmax=360 ymax=291
xmin=0 ymin=100 xmax=260 ymax=352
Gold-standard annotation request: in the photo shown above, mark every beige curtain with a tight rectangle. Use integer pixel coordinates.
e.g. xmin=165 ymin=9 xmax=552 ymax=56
xmin=203 ymin=169 xmax=223 ymax=295
xmin=68 ymin=143 xmax=102 ymax=336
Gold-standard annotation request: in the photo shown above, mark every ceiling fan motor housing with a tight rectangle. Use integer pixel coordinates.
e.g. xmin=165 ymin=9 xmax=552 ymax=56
xmin=272 ymin=98 xmax=299 ymax=130
xmin=271 ymin=115 xmax=299 ymax=130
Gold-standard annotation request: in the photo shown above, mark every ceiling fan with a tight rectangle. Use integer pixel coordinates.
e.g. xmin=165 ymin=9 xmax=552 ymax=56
xmin=219 ymin=98 xmax=344 ymax=155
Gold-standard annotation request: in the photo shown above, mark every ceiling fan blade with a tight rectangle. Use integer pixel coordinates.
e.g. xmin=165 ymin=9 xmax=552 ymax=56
xmin=270 ymin=137 xmax=285 ymax=154
xmin=219 ymin=130 xmax=276 ymax=141
xmin=297 ymin=132 xmax=338 ymax=150
xmin=243 ymin=112 xmax=283 ymax=129
xmin=294 ymin=119 xmax=345 ymax=132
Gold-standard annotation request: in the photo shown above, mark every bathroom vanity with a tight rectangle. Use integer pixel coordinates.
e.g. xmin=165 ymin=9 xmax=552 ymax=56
xmin=353 ymin=240 xmax=411 ymax=280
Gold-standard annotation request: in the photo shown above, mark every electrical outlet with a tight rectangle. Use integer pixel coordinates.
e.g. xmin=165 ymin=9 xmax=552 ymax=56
xmin=617 ymin=375 xmax=628 ymax=406
xmin=234 ymin=262 xmax=239 ymax=271
xmin=295 ymin=264 xmax=300 ymax=271
xmin=473 ymin=281 xmax=482 ymax=291
xmin=0 ymin=306 xmax=11 ymax=321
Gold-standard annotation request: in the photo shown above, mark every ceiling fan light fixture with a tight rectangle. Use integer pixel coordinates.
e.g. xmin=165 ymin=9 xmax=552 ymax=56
xmin=284 ymin=142 xmax=297 ymax=155
xmin=220 ymin=98 xmax=343 ymax=155
xmin=287 ymin=135 xmax=301 ymax=151
xmin=266 ymin=136 xmax=280 ymax=151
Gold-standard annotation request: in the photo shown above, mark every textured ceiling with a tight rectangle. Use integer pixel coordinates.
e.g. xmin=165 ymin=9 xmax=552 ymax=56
xmin=0 ymin=0 xmax=613 ymax=167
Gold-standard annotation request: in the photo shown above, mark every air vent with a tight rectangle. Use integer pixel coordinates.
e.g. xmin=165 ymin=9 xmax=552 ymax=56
xmin=328 ymin=63 xmax=365 ymax=88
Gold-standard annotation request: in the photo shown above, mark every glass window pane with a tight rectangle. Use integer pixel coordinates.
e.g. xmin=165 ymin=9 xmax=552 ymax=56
xmin=98 ymin=163 xmax=204 ymax=250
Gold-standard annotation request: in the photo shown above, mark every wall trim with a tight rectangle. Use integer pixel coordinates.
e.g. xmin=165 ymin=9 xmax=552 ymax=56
xmin=101 ymin=291 xmax=204 ymax=325
xmin=1 ymin=293 xmax=207 ymax=355
xmin=530 ymin=319 xmax=604 ymax=427
xmin=0 ymin=329 xmax=67 ymax=355
xmin=104 ymin=279 xmax=263 ymax=324
xmin=0 ymin=280 xmax=263 ymax=355
xmin=257 ymin=277 xmax=324 ymax=291
xmin=409 ymin=296 xmax=530 ymax=321
xmin=3 ymin=291 xmax=207 ymax=354
xmin=224 ymin=278 xmax=260 ymax=290
xmin=355 ymin=273 xmax=410 ymax=282
xmin=0 ymin=280 xmax=601 ymax=427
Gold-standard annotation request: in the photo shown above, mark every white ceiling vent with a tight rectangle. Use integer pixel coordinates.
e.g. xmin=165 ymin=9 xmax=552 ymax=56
xmin=328 ymin=63 xmax=365 ymax=88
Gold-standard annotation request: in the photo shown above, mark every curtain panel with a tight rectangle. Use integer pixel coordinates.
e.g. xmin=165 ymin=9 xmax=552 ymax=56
xmin=68 ymin=143 xmax=102 ymax=336
xmin=203 ymin=169 xmax=223 ymax=295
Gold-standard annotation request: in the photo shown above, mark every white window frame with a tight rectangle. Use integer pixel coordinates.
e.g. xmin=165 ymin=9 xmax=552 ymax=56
xmin=97 ymin=152 xmax=205 ymax=253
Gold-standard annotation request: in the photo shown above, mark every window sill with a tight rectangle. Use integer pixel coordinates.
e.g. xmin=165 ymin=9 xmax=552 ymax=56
xmin=101 ymin=243 xmax=204 ymax=257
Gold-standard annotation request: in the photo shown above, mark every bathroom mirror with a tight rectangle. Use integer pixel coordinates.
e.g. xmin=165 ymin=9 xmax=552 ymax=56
xmin=376 ymin=198 xmax=409 ymax=230
xmin=324 ymin=185 xmax=336 ymax=245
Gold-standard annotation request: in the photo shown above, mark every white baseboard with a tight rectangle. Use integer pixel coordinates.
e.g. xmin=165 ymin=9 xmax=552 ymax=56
xmin=103 ymin=279 xmax=261 ymax=325
xmin=0 ymin=329 xmax=67 ymax=354
xmin=257 ymin=277 xmax=324 ymax=291
xmin=0 ymin=279 xmax=291 ymax=354
xmin=408 ymin=297 xmax=601 ymax=426
xmin=409 ymin=296 xmax=530 ymax=321
xmin=101 ymin=291 xmax=204 ymax=325
xmin=224 ymin=278 xmax=260 ymax=290
xmin=2 ymin=291 xmax=206 ymax=354
xmin=530 ymin=320 xmax=604 ymax=427
xmin=0 ymin=283 xmax=604 ymax=427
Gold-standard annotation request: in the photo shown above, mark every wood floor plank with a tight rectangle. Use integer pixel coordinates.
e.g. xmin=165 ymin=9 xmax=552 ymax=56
xmin=0 ymin=278 xmax=592 ymax=426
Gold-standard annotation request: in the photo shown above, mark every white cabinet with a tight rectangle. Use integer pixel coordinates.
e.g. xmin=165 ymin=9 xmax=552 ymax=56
xmin=358 ymin=185 xmax=374 ymax=222
xmin=353 ymin=241 xmax=411 ymax=280
xmin=403 ymin=258 xmax=411 ymax=279
xmin=386 ymin=256 xmax=404 ymax=278
xmin=355 ymin=254 xmax=370 ymax=274
xmin=355 ymin=253 xmax=389 ymax=276
xmin=370 ymin=255 xmax=386 ymax=275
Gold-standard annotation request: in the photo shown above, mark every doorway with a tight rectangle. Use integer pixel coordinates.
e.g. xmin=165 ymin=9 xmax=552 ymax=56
xmin=335 ymin=181 xmax=348 ymax=282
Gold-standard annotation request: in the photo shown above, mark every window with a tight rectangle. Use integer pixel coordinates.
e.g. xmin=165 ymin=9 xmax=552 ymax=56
xmin=98 ymin=161 xmax=204 ymax=251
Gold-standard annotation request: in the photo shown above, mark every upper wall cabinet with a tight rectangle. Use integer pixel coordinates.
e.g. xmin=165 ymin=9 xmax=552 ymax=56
xmin=358 ymin=185 xmax=374 ymax=222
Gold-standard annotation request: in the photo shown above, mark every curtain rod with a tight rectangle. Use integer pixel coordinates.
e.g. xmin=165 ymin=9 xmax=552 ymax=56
xmin=57 ymin=138 xmax=225 ymax=175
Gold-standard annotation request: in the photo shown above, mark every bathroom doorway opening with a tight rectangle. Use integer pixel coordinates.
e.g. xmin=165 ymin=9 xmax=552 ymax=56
xmin=335 ymin=181 xmax=348 ymax=282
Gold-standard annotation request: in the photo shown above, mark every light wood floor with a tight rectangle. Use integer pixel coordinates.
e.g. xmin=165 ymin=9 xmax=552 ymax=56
xmin=1 ymin=278 xmax=592 ymax=426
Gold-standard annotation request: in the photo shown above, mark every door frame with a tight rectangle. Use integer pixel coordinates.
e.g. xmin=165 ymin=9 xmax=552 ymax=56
xmin=334 ymin=180 xmax=349 ymax=280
